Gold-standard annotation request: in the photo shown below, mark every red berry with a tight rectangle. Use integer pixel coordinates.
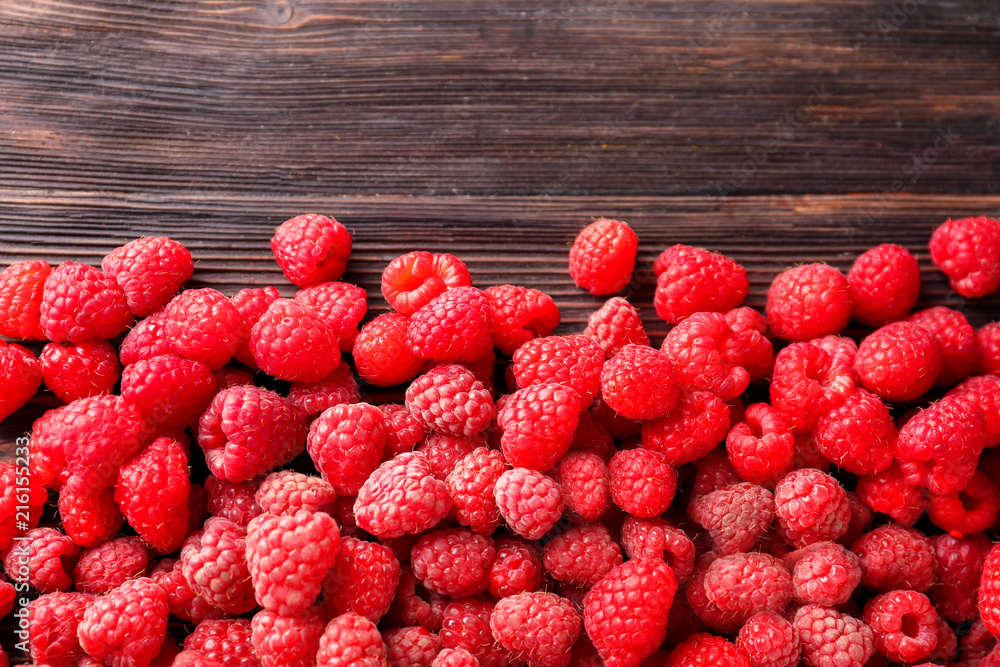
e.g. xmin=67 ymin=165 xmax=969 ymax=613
xmin=863 ymin=589 xmax=939 ymax=664
xmin=774 ymin=468 xmax=851 ymax=547
xmin=287 ymin=362 xmax=361 ymax=418
xmin=2 ymin=527 xmax=79 ymax=592
xmin=851 ymin=523 xmax=936 ymax=593
xmin=793 ymin=604 xmax=875 ymax=667
xmin=766 ymin=263 xmax=852 ymax=342
xmin=847 ymin=243 xmax=921 ymax=327
xmin=58 ymin=484 xmax=124 ymax=548
xmin=383 ymin=625 xmax=440 ymax=667
xmin=102 ymin=236 xmax=194 ymax=317
xmin=513 ymin=334 xmax=605 ymax=407
xmin=353 ymin=312 xmax=424 ymax=387
xmin=119 ymin=309 xmax=172 ymax=365
xmin=927 ymin=468 xmax=1000 ymax=537
xmin=250 ymin=298 xmax=340 ymax=382
xmin=354 ymin=452 xmax=452 ymax=539
xmin=0 ymin=341 xmax=42 ymax=422
xmin=0 ymin=259 xmax=49 ymax=339
xmin=432 ymin=648 xmax=479 ymax=667
xmin=929 ymin=215 xmax=1000 ymax=298
xmin=704 ymin=552 xmax=793 ymax=628
xmin=736 ymin=611 xmax=801 ymax=667
xmin=323 ymin=536 xmax=400 ymax=623
xmin=149 ymin=558 xmax=225 ymax=624
xmin=411 ymin=528 xmax=495 ymax=598
xmin=255 ymin=471 xmax=336 ymax=516
xmin=39 ymin=340 xmax=119 ymax=403
xmin=446 ymin=447 xmax=508 ymax=534
xmin=620 ymin=516 xmax=696 ymax=584
xmin=906 ymin=306 xmax=980 ymax=386
xmin=72 ymin=535 xmax=149 ymax=595
xmin=183 ymin=619 xmax=259 ymax=667
xmin=0 ymin=462 xmax=46 ymax=551
xmin=786 ymin=541 xmax=862 ymax=606
xmin=640 ymin=390 xmax=731 ymax=466
xmin=653 ymin=244 xmax=749 ymax=324
xmin=382 ymin=250 xmax=472 ymax=315
xmin=26 ymin=591 xmax=94 ymax=666
xmin=662 ymin=311 xmax=750 ymax=401
xmin=493 ymin=467 xmax=564 ymax=540
xmin=978 ymin=322 xmax=1000 ymax=373
xmin=542 ymin=523 xmax=623 ymax=588
xmin=180 ymin=517 xmax=256 ymax=615
xmin=164 ymin=288 xmax=246 ymax=370
xmin=854 ymin=321 xmax=943 ymax=403
xmin=39 ymin=261 xmax=134 ymax=343
xmin=855 ymin=461 xmax=926 ymax=527
xmin=600 ymin=344 xmax=679 ymax=421
xmin=497 ymin=382 xmax=580 ymax=473
xmin=294 ymin=281 xmax=367 ymax=352
xmin=205 ymin=476 xmax=263 ymax=527
xmin=949 ymin=372 xmax=1000 ymax=448
xmin=583 ymin=296 xmax=648 ymax=357
xmin=931 ymin=533 xmax=991 ymax=623
xmin=664 ymin=633 xmax=749 ymax=667
xmin=407 ymin=286 xmax=493 ymax=362
xmin=77 ymin=577 xmax=169 ymax=667
xmin=770 ymin=341 xmax=854 ymax=433
xmin=115 ymin=437 xmax=191 ymax=553
xmin=813 ymin=388 xmax=896 ymax=476
xmin=608 ymin=447 xmax=677 ymax=518
xmin=316 ymin=613 xmax=386 ymax=667
xmin=250 ymin=607 xmax=325 ymax=667
xmin=687 ymin=481 xmax=775 ymax=556
xmin=491 ymin=592 xmax=581 ymax=667
xmin=405 ymin=363 xmax=496 ymax=438
xmin=230 ymin=286 xmax=281 ymax=368
xmin=271 ymin=214 xmax=352 ymax=288
xmin=725 ymin=306 xmax=775 ymax=382
xmin=551 ymin=451 xmax=611 ymax=523
xmin=568 ymin=218 xmax=638 ymax=296
xmin=485 ymin=283 xmax=561 ymax=355
xmin=122 ymin=353 xmax=217 ymax=429
xmin=307 ymin=402 xmax=386 ymax=495
xmin=726 ymin=402 xmax=794 ymax=485
xmin=489 ymin=537 xmax=544 ymax=599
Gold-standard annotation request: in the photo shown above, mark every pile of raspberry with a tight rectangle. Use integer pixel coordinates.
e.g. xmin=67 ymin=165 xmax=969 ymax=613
xmin=0 ymin=212 xmax=999 ymax=667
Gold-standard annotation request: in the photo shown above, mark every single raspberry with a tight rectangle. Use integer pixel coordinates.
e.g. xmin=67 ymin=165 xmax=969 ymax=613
xmin=230 ymin=286 xmax=281 ymax=367
xmin=774 ymin=468 xmax=851 ymax=547
xmin=703 ymin=552 xmax=792 ymax=627
xmin=931 ymin=533 xmax=991 ymax=623
xmin=72 ymin=535 xmax=149 ymax=595
xmin=929 ymin=215 xmax=1000 ymax=298
xmin=542 ymin=523 xmax=622 ymax=588
xmin=119 ymin=309 xmax=173 ymax=365
xmin=250 ymin=607 xmax=325 ymax=667
xmin=653 ymin=244 xmax=749 ymax=324
xmin=725 ymin=306 xmax=774 ymax=381
xmin=568 ymin=218 xmax=638 ymax=295
xmin=205 ymin=476 xmax=263 ymax=527
xmin=928 ymin=468 xmax=1000 ymax=537
xmin=813 ymin=389 xmax=895 ymax=476
xmin=383 ymin=625 xmax=441 ymax=667
xmin=895 ymin=392 xmax=986 ymax=496
xmin=687 ymin=482 xmax=774 ymax=555
xmin=316 ymin=613 xmax=386 ymax=667
xmin=250 ymin=298 xmax=340 ymax=382
xmin=58 ymin=484 xmax=125 ymax=547
xmin=381 ymin=404 xmax=427 ymax=458
xmin=180 ymin=517 xmax=256 ymax=615
xmin=386 ymin=565 xmax=450 ymax=631
xmin=949 ymin=373 xmax=1000 ymax=448
xmin=494 ymin=467 xmax=565 ymax=540
xmin=550 ymin=451 xmax=611 ymax=523
xmin=489 ymin=537 xmax=544 ymax=598
xmin=766 ymin=263 xmax=852 ymax=342
xmin=847 ymin=243 xmax=922 ymax=326
xmin=255 ymin=471 xmax=336 ymax=516
xmin=497 ymin=382 xmax=580 ymax=473
xmin=980 ymin=542 xmax=1000 ymax=637
xmin=294 ymin=281 xmax=367 ymax=351
xmin=307 ymin=402 xmax=386 ymax=495
xmin=432 ymin=648 xmax=479 ymax=667
xmin=863 ymin=590 xmax=939 ymax=664
xmin=410 ymin=529 xmax=495 ymax=598
xmin=122 ymin=354 xmax=217 ymax=429
xmin=726 ymin=403 xmax=794 ymax=485
xmin=150 ymin=558 xmax=226 ymax=624
xmin=583 ymin=557 xmax=678 ymax=667
xmin=382 ymin=250 xmax=472 ymax=315
xmin=793 ymin=605 xmax=875 ymax=667
xmin=786 ymin=541 xmax=862 ymax=606
xmin=664 ymin=633 xmax=749 ymax=667
xmin=854 ymin=321 xmax=943 ymax=403
xmin=491 ymin=592 xmax=581 ymax=667
xmin=271 ymin=214 xmax=351 ymax=288
xmin=164 ymin=288 xmax=246 ymax=370
xmin=418 ymin=432 xmax=481 ymax=480
xmin=907 ymin=306 xmax=980 ymax=386
xmin=485 ymin=283 xmax=561 ymax=355
xmin=599 ymin=344 xmax=679 ymax=421
xmin=102 ymin=236 xmax=194 ymax=317
xmin=183 ymin=619 xmax=259 ymax=667
xmin=39 ymin=261 xmax=133 ymax=343
xmin=405 ymin=363 xmax=496 ymax=439
xmin=322 ymin=536 xmax=400 ymax=622
xmin=353 ymin=312 xmax=425 ymax=387
xmin=0 ymin=259 xmax=49 ymax=338
xmin=197 ymin=385 xmax=307 ymax=484
xmin=770 ymin=341 xmax=854 ymax=433
xmin=39 ymin=340 xmax=119 ymax=403
xmin=619 ymin=517 xmax=696 ymax=583
xmin=0 ymin=341 xmax=42 ymax=422
xmin=608 ymin=447 xmax=677 ymax=518
xmin=354 ymin=451 xmax=452 ymax=538
xmin=77 ymin=577 xmax=168 ymax=667
xmin=736 ymin=611 xmax=801 ymax=667
xmin=640 ymin=390 xmax=730 ymax=466
xmin=852 ymin=523 xmax=936 ymax=593
xmin=446 ymin=447 xmax=508 ymax=534
xmin=512 ymin=334 xmax=604 ymax=407
xmin=979 ymin=322 xmax=1000 ymax=373
xmin=582 ymin=296 xmax=648 ymax=357
xmin=0 ymin=462 xmax=46 ymax=551
xmin=662 ymin=311 xmax=751 ymax=401
xmin=26 ymin=591 xmax=94 ymax=667
xmin=287 ymin=364 xmax=361 ymax=419
xmin=855 ymin=461 xmax=926 ymax=526
xmin=440 ymin=598 xmax=515 ymax=667
xmin=685 ymin=552 xmax=749 ymax=634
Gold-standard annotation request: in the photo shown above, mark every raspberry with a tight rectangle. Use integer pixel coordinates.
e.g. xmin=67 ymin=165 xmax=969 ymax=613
xmin=122 ymin=354 xmax=217 ymax=429
xmin=77 ymin=577 xmax=168 ymax=667
xmin=512 ymin=335 xmax=604 ymax=406
xmin=608 ymin=447 xmax=677 ymax=518
xmin=0 ymin=259 xmax=49 ymax=338
xmin=494 ymin=467 xmax=565 ymax=540
xmin=550 ymin=451 xmax=611 ymax=523
xmin=271 ymin=214 xmax=352 ymax=287
xmin=813 ymin=388 xmax=895 ymax=476
xmin=619 ymin=517 xmax=696 ymax=583
xmin=949 ymin=373 xmax=1000 ymax=448
xmin=432 ymin=648 xmax=479 ymax=667
xmin=323 ymin=536 xmax=400 ymax=622
xmin=725 ymin=306 xmax=775 ymax=381
xmin=497 ymin=382 xmax=580 ymax=473
xmin=726 ymin=403 xmax=794 ymax=485
xmin=307 ymin=402 xmax=386 ymax=495
xmin=662 ymin=311 xmax=751 ymax=401
xmin=197 ymin=385 xmax=307 ymax=484
xmin=485 ymin=283 xmax=561 ymax=355
xmin=928 ymin=468 xmax=1000 ymax=537
xmin=640 ymin=390 xmax=730 ymax=466
xmin=230 ymin=286 xmax=281 ymax=368
xmin=568 ymin=218 xmax=638 ymax=295
xmin=316 ymin=613 xmax=386 ymax=667
xmin=58 ymin=484 xmax=125 ymax=547
xmin=774 ymin=468 xmax=851 ymax=547
xmin=786 ymin=541 xmax=862 ymax=606
xmin=907 ymin=306 xmax=980 ymax=386
xmin=583 ymin=557 xmax=678 ymax=667
xmin=286 ymin=368 xmax=360 ymax=421
xmin=119 ymin=309 xmax=173 ymax=365
xmin=382 ymin=251 xmax=472 ymax=315
xmin=793 ymin=605 xmax=875 ymax=667
xmin=386 ymin=565 xmax=449 ymax=631
xmin=929 ymin=615 xmax=959 ymax=664
xmin=685 ymin=553 xmax=747 ymax=633
xmin=72 ymin=535 xmax=149 ymax=595
xmin=418 ymin=434 xmax=479 ymax=482
xmin=489 ymin=537 xmax=544 ymax=598
xmin=980 ymin=542 xmax=1000 ymax=637
xmin=294 ymin=281 xmax=367 ymax=352
xmin=180 ymin=517 xmax=256 ymax=615
xmin=600 ymin=344 xmax=679 ymax=421
xmin=863 ymin=590 xmax=939 ymax=664
xmin=851 ymin=523 xmax=936 ymax=593
xmin=854 ymin=321 xmax=943 ymax=403
xmin=250 ymin=607 xmax=325 ymax=667
xmin=542 ymin=523 xmax=622 ymax=588
xmin=770 ymin=341 xmax=854 ymax=433
xmin=960 ymin=618 xmax=997 ymax=664
xmin=354 ymin=452 xmax=452 ymax=538
xmin=0 ymin=462 xmax=45 ymax=551
xmin=492 ymin=592 xmax=581 ymax=667
xmin=979 ymin=322 xmax=1000 ymax=373
xmin=664 ymin=633 xmax=749 ymax=667
xmin=250 ymin=298 xmax=341 ymax=382
xmin=687 ymin=482 xmax=774 ymax=555
xmin=102 ymin=236 xmax=194 ymax=317
xmin=383 ymin=625 xmax=441 ymax=667
xmin=411 ymin=528 xmax=495 ymax=597
xmin=736 ymin=611 xmax=801 ymax=667
xmin=847 ymin=243 xmax=922 ymax=327
xmin=405 ymin=363 xmax=496 ymax=438
xmin=855 ymin=461 xmax=926 ymax=526
xmin=0 ymin=341 xmax=42 ymax=422
xmin=929 ymin=215 xmax=1000 ymax=298
xmin=149 ymin=558 xmax=225 ymax=624
xmin=446 ymin=447 xmax=508 ymax=534
xmin=183 ymin=619 xmax=258 ymax=667
xmin=39 ymin=340 xmax=119 ymax=403
xmin=164 ymin=288 xmax=246 ymax=370
xmin=766 ymin=263 xmax=852 ymax=342
xmin=703 ymin=552 xmax=792 ymax=626
xmin=895 ymin=392 xmax=986 ymax=496
xmin=582 ymin=296 xmax=648 ymax=357
xmin=351 ymin=312 xmax=422 ymax=386
xmin=205 ymin=476 xmax=263 ymax=526
xmin=255 ymin=471 xmax=336 ymax=516
xmin=381 ymin=404 xmax=427 ymax=458
xmin=26 ymin=591 xmax=94 ymax=666
xmin=653 ymin=244 xmax=749 ymax=324
xmin=931 ymin=533 xmax=991 ymax=623
xmin=39 ymin=261 xmax=134 ymax=343
xmin=691 ymin=449 xmax=741 ymax=499
xmin=406 ymin=286 xmax=493 ymax=362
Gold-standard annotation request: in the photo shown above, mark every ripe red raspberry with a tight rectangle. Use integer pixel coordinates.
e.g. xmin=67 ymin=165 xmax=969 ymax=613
xmin=491 ymin=592 xmax=581 ymax=667
xmin=786 ymin=541 xmax=862 ymax=606
xmin=949 ymin=373 xmax=1000 ymax=448
xmin=352 ymin=312 xmax=423 ymax=387
xmin=294 ymin=281 xmax=367 ymax=352
xmin=58 ymin=484 xmax=124 ymax=547
xmin=979 ymin=543 xmax=1000 ymax=637
xmin=770 ymin=341 xmax=854 ymax=433
xmin=726 ymin=403 xmax=794 ymax=485
xmin=813 ymin=388 xmax=895 ymax=476
xmin=432 ymin=648 xmax=479 ymax=667
xmin=863 ymin=590 xmax=938 ymax=664
xmin=725 ymin=306 xmax=774 ymax=382
xmin=102 ymin=236 xmax=194 ymax=317
xmin=77 ymin=577 xmax=168 ymax=667
xmin=307 ymin=402 xmax=386 ymax=494
xmin=685 ymin=552 xmax=749 ymax=634
xmin=380 ymin=403 xmax=426 ymax=458
xmin=0 ymin=341 xmax=42 ymax=422
xmin=39 ymin=261 xmax=133 ymax=343
xmin=411 ymin=528 xmax=495 ymax=597
xmin=582 ymin=296 xmax=648 ymax=357
xmin=766 ymin=263 xmax=852 ymax=342
xmin=979 ymin=322 xmax=1000 ymax=373
xmin=418 ymin=431 xmax=480 ymax=480
xmin=497 ymin=382 xmax=580 ymax=473
xmin=382 ymin=250 xmax=472 ymax=315
xmin=929 ymin=616 xmax=959 ymax=665
xmin=39 ymin=340 xmax=119 ymax=403
xmin=704 ymin=552 xmax=792 ymax=627
xmin=928 ymin=468 xmax=1000 ymax=537
xmin=26 ymin=591 xmax=94 ymax=666
xmin=382 ymin=625 xmax=440 ymax=667
xmin=164 ymin=288 xmax=246 ymax=370
xmin=662 ymin=311 xmax=751 ymax=401
xmin=406 ymin=286 xmax=493 ymax=362
xmin=793 ymin=605 xmax=875 ymax=667
xmin=687 ymin=482 xmax=774 ymax=555
xmin=513 ymin=335 xmax=604 ymax=406
xmin=653 ymin=244 xmax=749 ymax=324
xmin=489 ymin=537 xmax=544 ymax=598
xmin=853 ymin=321 xmax=942 ymax=403
xmin=855 ymin=461 xmax=926 ymax=526
xmin=405 ymin=363 xmax=495 ymax=438
xmin=664 ymin=633 xmax=749 ymax=667
xmin=446 ymin=447 xmax=508 ymax=534
xmin=485 ymin=283 xmax=561 ymax=355
xmin=543 ymin=523 xmax=623 ymax=588
xmin=640 ymin=390 xmax=730 ymax=466
xmin=736 ymin=611 xmax=801 ymax=667
xmin=931 ymin=533 xmax=991 ymax=623
xmin=255 ymin=471 xmax=335 ymax=516
xmin=600 ymin=344 xmax=679 ymax=421
xmin=230 ymin=286 xmax=281 ymax=368
xmin=150 ymin=558 xmax=225 ymax=624
xmin=180 ymin=517 xmax=256 ymax=615
xmin=494 ymin=467 xmax=565 ymax=540
xmin=847 ymin=243 xmax=922 ymax=326
xmin=271 ymin=214 xmax=351 ymax=288
xmin=568 ymin=218 xmax=638 ymax=295
xmin=183 ymin=619 xmax=258 ymax=667
xmin=198 ymin=385 xmax=307 ymax=484
xmin=72 ymin=535 xmax=149 ymax=595
xmin=205 ymin=476 xmax=263 ymax=527
xmin=250 ymin=607 xmax=325 ymax=667
xmin=906 ymin=306 xmax=980 ymax=386
xmin=322 ymin=536 xmax=400 ymax=622
xmin=286 ymin=365 xmax=361 ymax=419
xmin=690 ymin=449 xmax=741 ymax=499
xmin=354 ymin=451 xmax=452 ymax=538
xmin=774 ymin=468 xmax=851 ymax=547
xmin=851 ymin=523 xmax=936 ymax=593
xmin=119 ymin=309 xmax=172 ymax=365
xmin=0 ymin=462 xmax=45 ymax=551
xmin=929 ymin=215 xmax=1000 ymax=298
xmin=583 ymin=557 xmax=678 ymax=667
xmin=250 ymin=298 xmax=340 ymax=382
xmin=121 ymin=354 xmax=217 ymax=429
xmin=619 ymin=517 xmax=695 ymax=583
xmin=316 ymin=613 xmax=386 ymax=667
xmin=116 ymin=435 xmax=192 ymax=552
xmin=550 ymin=451 xmax=611 ymax=523
xmin=0 ymin=259 xmax=49 ymax=338
xmin=608 ymin=447 xmax=677 ymax=518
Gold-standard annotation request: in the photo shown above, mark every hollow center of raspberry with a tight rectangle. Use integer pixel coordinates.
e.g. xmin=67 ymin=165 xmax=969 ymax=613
xmin=899 ymin=612 xmax=920 ymax=638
